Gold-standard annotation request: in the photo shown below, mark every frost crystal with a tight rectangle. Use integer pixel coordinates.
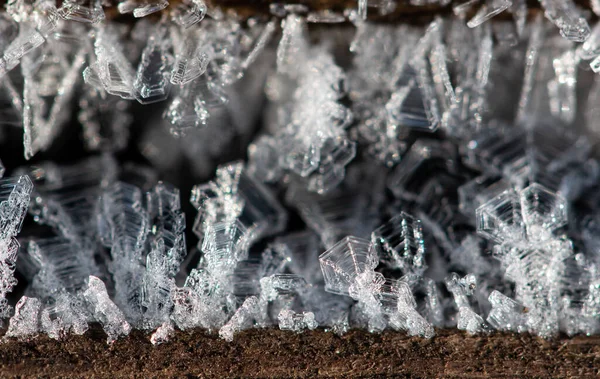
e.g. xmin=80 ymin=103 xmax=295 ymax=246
xmin=278 ymin=310 xmax=318 ymax=332
xmin=371 ymin=212 xmax=426 ymax=275
xmin=0 ymin=175 xmax=33 ymax=318
xmin=445 ymin=273 xmax=488 ymax=334
xmin=83 ymin=276 xmax=131 ymax=343
xmin=4 ymin=297 xmax=41 ymax=341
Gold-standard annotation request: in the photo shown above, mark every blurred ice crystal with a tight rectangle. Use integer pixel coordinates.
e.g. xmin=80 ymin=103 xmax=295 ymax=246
xmin=118 ymin=0 xmax=169 ymax=18
xmin=58 ymin=0 xmax=105 ymax=24
xmin=171 ymin=0 xmax=207 ymax=28
xmin=467 ymin=0 xmax=512 ymax=28
xmin=540 ymin=0 xmax=590 ymax=42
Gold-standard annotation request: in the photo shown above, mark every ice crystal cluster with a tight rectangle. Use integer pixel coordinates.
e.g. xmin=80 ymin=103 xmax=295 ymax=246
xmin=0 ymin=0 xmax=599 ymax=344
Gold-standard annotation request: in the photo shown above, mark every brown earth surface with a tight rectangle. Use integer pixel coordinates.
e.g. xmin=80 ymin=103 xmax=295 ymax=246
xmin=0 ymin=326 xmax=598 ymax=378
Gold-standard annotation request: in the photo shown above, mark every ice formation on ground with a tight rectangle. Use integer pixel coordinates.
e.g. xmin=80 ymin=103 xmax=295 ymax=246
xmin=0 ymin=0 xmax=599 ymax=343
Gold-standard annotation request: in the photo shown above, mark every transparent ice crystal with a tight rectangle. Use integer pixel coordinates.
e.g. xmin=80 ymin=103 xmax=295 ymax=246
xmin=219 ymin=296 xmax=259 ymax=341
xmin=371 ymin=212 xmax=427 ymax=275
xmin=0 ymin=175 xmax=33 ymax=318
xmin=384 ymin=280 xmax=434 ymax=338
xmin=319 ymin=236 xmax=378 ymax=297
xmin=278 ymin=310 xmax=318 ymax=332
xmin=445 ymin=273 xmax=489 ymax=334
xmin=84 ymin=276 xmax=131 ymax=343
xmin=41 ymin=292 xmax=89 ymax=340
xmin=150 ymin=321 xmax=175 ymax=345
xmin=4 ymin=296 xmax=41 ymax=341
xmin=477 ymin=183 xmax=574 ymax=336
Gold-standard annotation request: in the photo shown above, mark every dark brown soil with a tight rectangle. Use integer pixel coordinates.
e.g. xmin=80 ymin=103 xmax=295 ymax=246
xmin=0 ymin=327 xmax=598 ymax=378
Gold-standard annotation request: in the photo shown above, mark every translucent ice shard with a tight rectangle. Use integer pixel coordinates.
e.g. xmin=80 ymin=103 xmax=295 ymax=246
xmin=163 ymin=81 xmax=210 ymax=133
xmin=171 ymin=0 xmax=207 ymax=28
xmin=358 ymin=0 xmax=368 ymax=20
xmin=384 ymin=280 xmax=434 ymax=338
xmin=22 ymin=43 xmax=87 ymax=159
xmin=458 ymin=175 xmax=510 ymax=223
xmin=306 ymin=138 xmax=356 ymax=195
xmin=477 ymin=182 xmax=575 ymax=337
xmin=387 ymin=139 xmax=456 ymax=199
xmin=134 ymin=24 xmax=172 ymax=104
xmin=275 ymin=231 xmax=321 ymax=283
xmin=26 ymin=238 xmax=97 ymax=298
xmin=540 ymin=0 xmax=590 ymax=42
xmin=40 ymin=292 xmax=89 ymax=340
xmin=4 ymin=296 xmax=41 ymax=341
xmin=241 ymin=21 xmax=276 ymax=71
xmin=445 ymin=273 xmax=488 ymax=334
xmin=21 ymin=155 xmax=118 ymax=246
xmin=0 ymin=175 xmax=33 ymax=318
xmin=219 ymin=296 xmax=259 ymax=341
xmin=83 ymin=276 xmax=131 ymax=343
xmin=150 ymin=321 xmax=175 ymax=345
xmin=170 ymin=29 xmax=211 ymax=85
xmin=519 ymin=183 xmax=567 ymax=241
xmin=319 ymin=237 xmax=387 ymax=332
xmin=319 ymin=236 xmax=378 ymax=296
xmin=307 ymin=10 xmax=346 ymax=23
xmin=0 ymin=14 xmax=51 ymax=78
xmin=476 ymin=189 xmax=524 ymax=244
xmin=277 ymin=15 xmax=308 ymax=75
xmin=371 ymin=212 xmax=427 ymax=275
xmin=98 ymin=182 xmax=149 ymax=323
xmin=118 ymin=0 xmax=169 ymax=18
xmin=146 ymin=182 xmax=187 ymax=278
xmin=389 ymin=62 xmax=441 ymax=132
xmin=58 ymin=0 xmax=105 ymax=24
xmin=516 ymin=14 xmax=544 ymax=125
xmin=0 ymin=240 xmax=19 ymax=317
xmin=201 ymin=220 xmax=252 ymax=271
xmin=486 ymin=290 xmax=526 ymax=332
xmin=287 ymin=169 xmax=384 ymax=248
xmin=467 ymin=0 xmax=512 ymax=28
xmin=191 ymin=161 xmax=287 ymax=247
xmin=84 ymin=25 xmax=136 ymax=99
xmin=443 ymin=23 xmax=493 ymax=138
xmin=278 ymin=310 xmax=318 ymax=332
xmin=257 ymin=274 xmax=310 ymax=323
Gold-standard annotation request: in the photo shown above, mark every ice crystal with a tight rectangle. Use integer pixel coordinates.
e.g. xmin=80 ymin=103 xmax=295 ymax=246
xmin=0 ymin=175 xmax=33 ymax=319
xmin=84 ymin=276 xmax=131 ymax=343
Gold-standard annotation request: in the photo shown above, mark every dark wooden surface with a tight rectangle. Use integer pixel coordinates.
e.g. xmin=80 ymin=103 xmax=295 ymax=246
xmin=0 ymin=326 xmax=598 ymax=377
